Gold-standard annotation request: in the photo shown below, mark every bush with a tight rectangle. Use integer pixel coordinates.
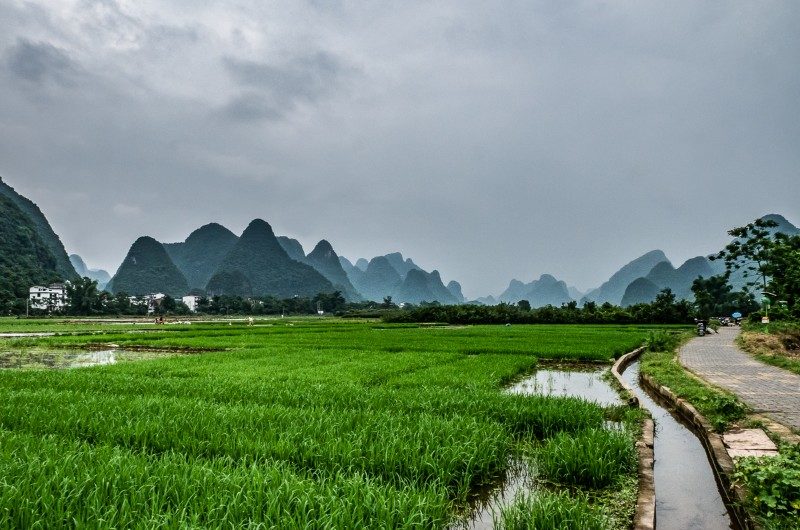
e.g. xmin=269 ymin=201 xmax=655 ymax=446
xmin=645 ymin=330 xmax=680 ymax=352
xmin=734 ymin=444 xmax=800 ymax=523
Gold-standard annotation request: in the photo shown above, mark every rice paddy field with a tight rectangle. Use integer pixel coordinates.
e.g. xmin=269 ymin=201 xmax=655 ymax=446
xmin=0 ymin=318 xmax=657 ymax=528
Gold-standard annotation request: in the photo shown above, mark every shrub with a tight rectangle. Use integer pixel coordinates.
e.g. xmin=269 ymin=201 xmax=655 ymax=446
xmin=734 ymin=444 xmax=800 ymax=522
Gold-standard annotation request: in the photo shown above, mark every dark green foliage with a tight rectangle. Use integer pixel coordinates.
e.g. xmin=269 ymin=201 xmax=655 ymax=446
xmin=0 ymin=194 xmax=61 ymax=310
xmin=65 ymin=277 xmax=101 ymax=315
xmin=692 ymin=274 xmax=758 ymax=318
xmin=305 ymin=240 xmax=361 ymax=301
xmin=734 ymin=444 xmax=800 ymax=524
xmin=645 ymin=330 xmax=680 ymax=352
xmin=384 ymin=294 xmax=694 ymax=325
xmin=163 ymin=223 xmax=238 ymax=290
xmin=207 ymin=219 xmax=333 ymax=298
xmin=106 ymin=236 xmax=189 ymax=296
xmin=0 ymin=177 xmax=77 ymax=281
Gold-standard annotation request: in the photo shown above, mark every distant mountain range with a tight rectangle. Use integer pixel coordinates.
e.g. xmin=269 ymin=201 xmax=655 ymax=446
xmin=0 ymin=176 xmax=795 ymax=309
xmin=69 ymin=254 xmax=111 ymax=289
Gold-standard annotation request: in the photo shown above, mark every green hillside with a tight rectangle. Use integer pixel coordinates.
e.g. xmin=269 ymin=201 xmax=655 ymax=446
xmin=0 ymin=177 xmax=77 ymax=280
xmin=305 ymin=240 xmax=361 ymax=301
xmin=164 ymin=223 xmax=238 ymax=290
xmin=0 ymin=194 xmax=62 ymax=308
xmin=106 ymin=237 xmax=189 ymax=296
xmin=206 ymin=219 xmax=333 ymax=298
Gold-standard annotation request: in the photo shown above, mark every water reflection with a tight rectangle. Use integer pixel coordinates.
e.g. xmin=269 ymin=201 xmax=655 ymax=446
xmin=507 ymin=368 xmax=622 ymax=406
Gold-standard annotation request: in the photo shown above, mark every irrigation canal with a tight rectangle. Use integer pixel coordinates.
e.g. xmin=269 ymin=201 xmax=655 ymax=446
xmin=458 ymin=363 xmax=738 ymax=529
xmin=622 ymin=361 xmax=736 ymax=530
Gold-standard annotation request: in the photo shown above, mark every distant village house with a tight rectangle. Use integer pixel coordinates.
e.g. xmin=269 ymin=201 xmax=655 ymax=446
xmin=28 ymin=283 xmax=67 ymax=311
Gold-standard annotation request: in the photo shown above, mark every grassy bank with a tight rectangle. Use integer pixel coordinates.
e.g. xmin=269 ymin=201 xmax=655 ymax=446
xmin=738 ymin=321 xmax=800 ymax=376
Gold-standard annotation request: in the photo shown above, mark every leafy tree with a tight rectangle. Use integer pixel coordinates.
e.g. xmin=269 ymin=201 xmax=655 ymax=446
xmin=712 ymin=218 xmax=779 ymax=293
xmin=66 ymin=277 xmax=100 ymax=315
xmin=763 ymin=234 xmax=800 ymax=314
xmin=517 ymin=299 xmax=531 ymax=311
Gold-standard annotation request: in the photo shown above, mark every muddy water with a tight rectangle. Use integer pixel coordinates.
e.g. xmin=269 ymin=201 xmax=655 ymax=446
xmin=622 ymin=362 xmax=735 ymax=530
xmin=0 ymin=349 xmax=173 ymax=369
xmin=507 ymin=367 xmax=622 ymax=406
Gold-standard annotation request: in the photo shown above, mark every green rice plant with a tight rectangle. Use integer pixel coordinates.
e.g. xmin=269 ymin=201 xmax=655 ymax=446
xmin=536 ymin=428 xmax=636 ymax=488
xmin=495 ymin=490 xmax=608 ymax=530
xmin=0 ymin=319 xmax=651 ymax=526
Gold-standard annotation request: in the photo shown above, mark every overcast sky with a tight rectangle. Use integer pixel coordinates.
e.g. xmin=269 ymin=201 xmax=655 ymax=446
xmin=1 ymin=1 xmax=798 ymax=298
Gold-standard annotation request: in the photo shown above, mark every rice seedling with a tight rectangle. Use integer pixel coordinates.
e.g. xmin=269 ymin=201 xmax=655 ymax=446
xmin=495 ymin=490 xmax=608 ymax=530
xmin=0 ymin=318 xmax=652 ymax=527
xmin=536 ymin=427 xmax=637 ymax=488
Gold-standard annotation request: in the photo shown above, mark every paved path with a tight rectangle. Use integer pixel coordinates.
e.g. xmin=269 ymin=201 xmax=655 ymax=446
xmin=680 ymin=327 xmax=800 ymax=431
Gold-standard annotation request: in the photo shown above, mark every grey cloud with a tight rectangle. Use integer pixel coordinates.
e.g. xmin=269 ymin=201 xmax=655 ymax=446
xmin=222 ymin=92 xmax=283 ymax=122
xmin=5 ymin=38 xmax=79 ymax=86
xmin=223 ymin=51 xmax=348 ymax=106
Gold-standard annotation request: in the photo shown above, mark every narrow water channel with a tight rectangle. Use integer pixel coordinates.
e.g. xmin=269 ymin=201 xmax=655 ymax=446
xmin=621 ymin=361 xmax=735 ymax=530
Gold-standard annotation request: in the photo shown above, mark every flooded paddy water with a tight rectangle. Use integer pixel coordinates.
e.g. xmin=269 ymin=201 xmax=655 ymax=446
xmin=456 ymin=366 xmax=623 ymax=529
xmin=0 ymin=348 xmax=193 ymax=369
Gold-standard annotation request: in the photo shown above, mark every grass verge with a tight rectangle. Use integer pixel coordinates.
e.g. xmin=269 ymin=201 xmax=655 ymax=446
xmin=639 ymin=332 xmax=748 ymax=432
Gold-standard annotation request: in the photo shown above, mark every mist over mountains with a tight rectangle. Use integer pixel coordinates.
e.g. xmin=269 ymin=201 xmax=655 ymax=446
xmin=0 ymin=175 xmax=797 ymax=308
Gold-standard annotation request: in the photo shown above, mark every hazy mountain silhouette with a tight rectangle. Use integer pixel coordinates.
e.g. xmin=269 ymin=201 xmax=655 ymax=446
xmin=305 ymin=240 xmax=361 ymax=301
xmin=352 ymin=256 xmax=402 ymax=302
xmin=206 ymin=219 xmax=333 ymax=297
xmin=582 ymin=250 xmax=668 ymax=306
xmin=500 ymin=274 xmax=572 ymax=307
xmin=0 ymin=176 xmax=77 ymax=280
xmin=383 ymin=252 xmax=423 ymax=279
xmin=621 ymin=277 xmax=661 ymax=307
xmin=277 ymin=236 xmax=307 ymax=263
xmin=69 ymin=254 xmax=111 ymax=288
xmin=106 ymin=236 xmax=189 ymax=296
xmin=447 ymin=280 xmax=465 ymax=303
xmin=355 ymin=258 xmax=369 ymax=271
xmin=164 ymin=223 xmax=238 ymax=290
xmin=393 ymin=269 xmax=459 ymax=304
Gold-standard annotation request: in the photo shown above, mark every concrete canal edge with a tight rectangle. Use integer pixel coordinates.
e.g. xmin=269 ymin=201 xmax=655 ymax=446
xmin=638 ymin=371 xmax=754 ymax=530
xmin=611 ymin=347 xmax=655 ymax=530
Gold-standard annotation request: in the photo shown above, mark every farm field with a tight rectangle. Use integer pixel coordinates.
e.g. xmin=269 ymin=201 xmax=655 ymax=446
xmin=0 ymin=319 xmax=655 ymax=528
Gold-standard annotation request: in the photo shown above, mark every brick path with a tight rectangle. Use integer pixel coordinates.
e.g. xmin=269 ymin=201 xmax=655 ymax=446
xmin=680 ymin=327 xmax=800 ymax=431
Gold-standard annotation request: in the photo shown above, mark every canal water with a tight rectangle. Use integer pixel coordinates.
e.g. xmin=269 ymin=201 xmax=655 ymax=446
xmin=622 ymin=361 xmax=735 ymax=530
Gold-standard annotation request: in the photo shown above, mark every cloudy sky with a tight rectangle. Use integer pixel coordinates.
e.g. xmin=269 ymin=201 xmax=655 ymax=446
xmin=1 ymin=1 xmax=798 ymax=298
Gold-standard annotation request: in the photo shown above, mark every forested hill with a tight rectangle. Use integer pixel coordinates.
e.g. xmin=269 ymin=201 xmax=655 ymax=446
xmin=0 ymin=177 xmax=77 ymax=281
xmin=0 ymin=194 xmax=62 ymax=308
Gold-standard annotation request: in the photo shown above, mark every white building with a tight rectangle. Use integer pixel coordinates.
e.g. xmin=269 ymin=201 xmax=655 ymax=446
xmin=182 ymin=295 xmax=202 ymax=312
xmin=29 ymin=283 xmax=68 ymax=311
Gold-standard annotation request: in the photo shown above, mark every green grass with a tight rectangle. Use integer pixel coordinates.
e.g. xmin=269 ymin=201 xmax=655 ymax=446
xmin=496 ymin=490 xmax=608 ymax=530
xmin=0 ymin=319 xmax=652 ymax=527
xmin=537 ymin=427 xmax=637 ymax=488
xmin=640 ymin=334 xmax=748 ymax=432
